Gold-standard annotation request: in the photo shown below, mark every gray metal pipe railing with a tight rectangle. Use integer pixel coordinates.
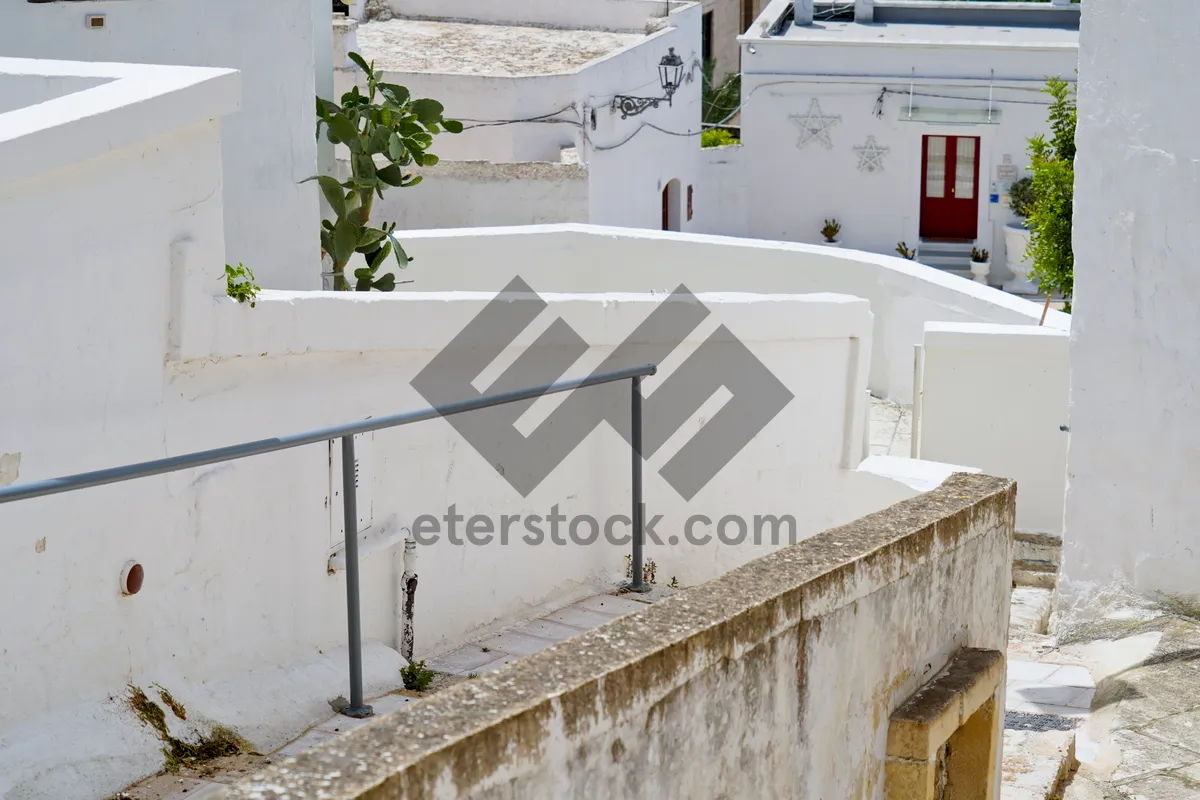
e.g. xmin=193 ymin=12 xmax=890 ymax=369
xmin=0 ymin=363 xmax=657 ymax=717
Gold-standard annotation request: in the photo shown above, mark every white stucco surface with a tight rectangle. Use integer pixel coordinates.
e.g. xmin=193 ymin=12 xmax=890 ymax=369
xmin=0 ymin=75 xmax=928 ymax=792
xmin=369 ymin=160 xmax=590 ymax=230
xmin=1060 ymin=0 xmax=1200 ymax=608
xmin=917 ymin=322 xmax=1069 ymax=535
xmin=0 ymin=0 xmax=321 ymax=290
xmin=394 ymin=224 xmax=1068 ymax=403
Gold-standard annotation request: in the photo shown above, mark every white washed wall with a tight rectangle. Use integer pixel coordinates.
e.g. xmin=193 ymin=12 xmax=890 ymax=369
xmin=366 ymin=160 xmax=590 ymax=230
xmin=738 ymin=36 xmax=1077 ymax=278
xmin=1061 ymin=0 xmax=1200 ymax=609
xmin=916 ymin=323 xmax=1069 ymax=535
xmin=362 ymin=3 xmax=704 ymax=234
xmin=694 ymin=143 xmax=750 ymax=237
xmin=0 ymin=0 xmax=322 ymax=290
xmin=397 ymin=225 xmax=1069 ymax=402
xmin=0 ymin=65 xmax=913 ymax=796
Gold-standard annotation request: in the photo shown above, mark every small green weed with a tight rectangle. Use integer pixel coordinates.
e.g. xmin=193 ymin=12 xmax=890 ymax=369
xmin=225 ymin=263 xmax=260 ymax=307
xmin=401 ymin=659 xmax=436 ymax=691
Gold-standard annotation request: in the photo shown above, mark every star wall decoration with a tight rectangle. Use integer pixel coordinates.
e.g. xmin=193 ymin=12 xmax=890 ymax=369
xmin=790 ymin=99 xmax=841 ymax=150
xmin=854 ymin=135 xmax=890 ymax=173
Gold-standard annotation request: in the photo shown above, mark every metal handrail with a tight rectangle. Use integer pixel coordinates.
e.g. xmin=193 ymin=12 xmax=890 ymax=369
xmin=0 ymin=363 xmax=657 ymax=717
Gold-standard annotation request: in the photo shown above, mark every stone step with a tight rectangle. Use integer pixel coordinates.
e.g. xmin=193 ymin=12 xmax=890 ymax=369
xmin=1016 ymin=532 xmax=1062 ymax=565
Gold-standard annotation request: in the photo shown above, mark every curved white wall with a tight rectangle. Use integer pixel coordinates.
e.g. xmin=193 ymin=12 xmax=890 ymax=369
xmin=395 ymin=224 xmax=1068 ymax=402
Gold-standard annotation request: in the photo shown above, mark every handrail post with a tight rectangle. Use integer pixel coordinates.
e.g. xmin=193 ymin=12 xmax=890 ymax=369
xmin=340 ymin=435 xmax=373 ymax=718
xmin=626 ymin=376 xmax=650 ymax=593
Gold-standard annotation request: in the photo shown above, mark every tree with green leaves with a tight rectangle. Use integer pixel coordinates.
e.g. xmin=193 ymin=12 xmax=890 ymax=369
xmin=701 ymin=60 xmax=740 ymax=127
xmin=1026 ymin=76 xmax=1076 ymax=309
xmin=305 ymin=53 xmax=462 ymax=291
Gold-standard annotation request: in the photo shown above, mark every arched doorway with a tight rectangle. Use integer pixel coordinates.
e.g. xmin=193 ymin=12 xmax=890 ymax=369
xmin=662 ymin=179 xmax=682 ymax=231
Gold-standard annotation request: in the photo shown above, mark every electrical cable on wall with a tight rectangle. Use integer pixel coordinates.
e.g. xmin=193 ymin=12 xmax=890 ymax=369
xmin=432 ymin=73 xmax=1062 ymax=153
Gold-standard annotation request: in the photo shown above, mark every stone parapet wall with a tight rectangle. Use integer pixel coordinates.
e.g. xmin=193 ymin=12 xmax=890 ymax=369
xmin=220 ymin=473 xmax=1015 ymax=799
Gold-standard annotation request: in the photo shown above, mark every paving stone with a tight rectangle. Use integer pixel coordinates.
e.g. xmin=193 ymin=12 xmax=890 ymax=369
xmin=572 ymin=594 xmax=651 ymax=617
xmin=1009 ymin=659 xmax=1062 ymax=683
xmin=512 ymin=618 xmax=592 ymax=643
xmin=1002 ymin=727 xmax=1075 ymax=797
xmin=426 ymin=644 xmax=496 ymax=675
xmin=1109 ymin=664 xmax=1200 ymax=728
xmin=1046 ymin=665 xmax=1097 ymax=689
xmin=1009 ymin=681 xmax=1095 ymax=710
xmin=473 ymin=629 xmax=559 ymax=656
xmin=314 ymin=712 xmax=374 ymax=734
xmin=273 ymin=730 xmax=340 ymax=760
xmin=369 ymin=692 xmax=417 ymax=716
xmin=1109 ymin=729 xmax=1200 ymax=783
xmin=118 ymin=776 xmax=226 ymax=799
xmin=473 ymin=653 xmax=521 ymax=674
xmin=1007 ymin=699 xmax=1090 ymax=719
xmin=1135 ymin=710 xmax=1200 ymax=756
xmin=1116 ymin=771 xmax=1200 ymax=798
xmin=1011 ymin=589 xmax=1054 ymax=635
xmin=543 ymin=605 xmax=617 ymax=630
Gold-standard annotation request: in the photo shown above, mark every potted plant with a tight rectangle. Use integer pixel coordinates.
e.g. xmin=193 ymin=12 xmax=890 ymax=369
xmin=821 ymin=219 xmax=842 ymax=247
xmin=969 ymin=247 xmax=991 ymax=285
xmin=1003 ymin=176 xmax=1037 ymax=294
xmin=895 ymin=241 xmax=917 ymax=260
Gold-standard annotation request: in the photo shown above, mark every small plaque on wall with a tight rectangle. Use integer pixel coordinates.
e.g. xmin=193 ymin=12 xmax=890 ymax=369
xmin=997 ymin=164 xmax=1018 ymax=182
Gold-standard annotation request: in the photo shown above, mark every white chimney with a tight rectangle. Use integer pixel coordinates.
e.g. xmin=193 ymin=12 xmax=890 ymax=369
xmin=794 ymin=0 xmax=813 ymax=25
xmin=855 ymin=0 xmax=875 ymax=22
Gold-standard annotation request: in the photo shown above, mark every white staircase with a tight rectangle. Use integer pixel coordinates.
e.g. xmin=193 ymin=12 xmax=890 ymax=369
xmin=917 ymin=240 xmax=974 ymax=279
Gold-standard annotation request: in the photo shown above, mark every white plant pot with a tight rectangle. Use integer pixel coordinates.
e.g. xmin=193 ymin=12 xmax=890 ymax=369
xmin=1003 ymin=223 xmax=1038 ymax=294
xmin=970 ymin=260 xmax=991 ymax=285
xmin=823 ymin=240 xmax=842 ymax=248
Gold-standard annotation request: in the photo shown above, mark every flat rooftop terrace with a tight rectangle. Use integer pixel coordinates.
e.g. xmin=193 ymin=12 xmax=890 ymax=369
xmin=772 ymin=19 xmax=1079 ymax=48
xmin=356 ymin=18 xmax=645 ymax=77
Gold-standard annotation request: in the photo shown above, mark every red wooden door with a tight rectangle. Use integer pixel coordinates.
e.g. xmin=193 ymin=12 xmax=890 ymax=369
xmin=919 ymin=135 xmax=980 ymax=240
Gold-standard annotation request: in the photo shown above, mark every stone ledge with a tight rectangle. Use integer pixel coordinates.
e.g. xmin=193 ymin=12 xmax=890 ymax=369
xmin=216 ymin=472 xmax=1015 ymax=799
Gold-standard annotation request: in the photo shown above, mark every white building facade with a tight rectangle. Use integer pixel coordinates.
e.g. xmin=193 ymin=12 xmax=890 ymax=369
xmin=339 ymin=0 xmax=705 ymax=235
xmin=0 ymin=0 xmax=327 ymax=290
xmin=1060 ymin=0 xmax=1200 ymax=615
xmin=730 ymin=0 xmax=1079 ymax=283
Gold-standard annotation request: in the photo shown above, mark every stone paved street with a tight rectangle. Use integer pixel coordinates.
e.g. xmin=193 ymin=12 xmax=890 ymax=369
xmin=869 ymin=396 xmax=913 ymax=457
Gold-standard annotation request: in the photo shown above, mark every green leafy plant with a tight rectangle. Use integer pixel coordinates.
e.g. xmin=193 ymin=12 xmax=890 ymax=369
xmin=306 ymin=52 xmax=462 ymax=291
xmin=1026 ymin=76 xmax=1076 ymax=308
xmin=225 ymin=263 xmax=260 ymax=307
xmin=1008 ymin=176 xmax=1035 ymax=220
xmin=895 ymin=241 xmax=917 ymax=260
xmin=971 ymin=248 xmax=990 ymax=264
xmin=466 ymin=672 xmax=480 ymax=679
xmin=400 ymin=659 xmax=436 ymax=691
xmin=821 ymin=219 xmax=842 ymax=243
xmin=701 ymin=127 xmax=740 ymax=148
xmin=668 ymin=576 xmax=680 ymax=589
xmin=701 ymin=60 xmax=740 ymax=126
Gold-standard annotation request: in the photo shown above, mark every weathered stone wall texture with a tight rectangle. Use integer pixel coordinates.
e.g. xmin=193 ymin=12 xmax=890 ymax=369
xmin=220 ymin=473 xmax=1014 ymax=799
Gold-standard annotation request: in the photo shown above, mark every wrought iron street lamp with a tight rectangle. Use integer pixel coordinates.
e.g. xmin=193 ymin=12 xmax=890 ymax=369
xmin=611 ymin=47 xmax=687 ymax=119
